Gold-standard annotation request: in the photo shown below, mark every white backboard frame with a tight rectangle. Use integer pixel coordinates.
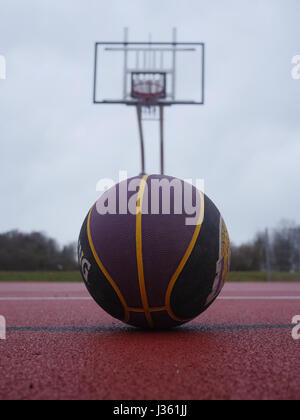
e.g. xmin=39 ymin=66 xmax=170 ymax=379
xmin=93 ymin=41 xmax=205 ymax=107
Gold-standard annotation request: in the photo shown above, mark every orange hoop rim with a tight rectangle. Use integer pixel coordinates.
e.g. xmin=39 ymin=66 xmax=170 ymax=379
xmin=132 ymin=80 xmax=166 ymax=101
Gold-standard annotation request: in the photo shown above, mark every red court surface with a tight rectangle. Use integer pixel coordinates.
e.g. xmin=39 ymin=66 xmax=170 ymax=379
xmin=0 ymin=282 xmax=299 ymax=400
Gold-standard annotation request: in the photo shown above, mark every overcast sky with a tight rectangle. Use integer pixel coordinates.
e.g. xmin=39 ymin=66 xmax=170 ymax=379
xmin=0 ymin=0 xmax=300 ymax=246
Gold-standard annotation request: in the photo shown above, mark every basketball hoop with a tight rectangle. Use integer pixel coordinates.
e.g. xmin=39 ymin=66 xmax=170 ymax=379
xmin=93 ymin=28 xmax=205 ymax=176
xmin=131 ymin=72 xmax=166 ymax=105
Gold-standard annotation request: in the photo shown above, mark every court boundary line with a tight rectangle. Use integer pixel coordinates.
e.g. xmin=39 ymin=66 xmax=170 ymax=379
xmin=0 ymin=296 xmax=300 ymax=301
xmin=5 ymin=323 xmax=297 ymax=334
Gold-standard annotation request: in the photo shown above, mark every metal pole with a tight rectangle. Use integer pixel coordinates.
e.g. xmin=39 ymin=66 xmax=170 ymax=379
xmin=123 ymin=27 xmax=129 ymax=100
xmin=172 ymin=28 xmax=177 ymax=101
xmin=265 ymin=228 xmax=271 ymax=283
xmin=93 ymin=43 xmax=98 ymax=103
xmin=136 ymin=106 xmax=146 ymax=175
xmin=202 ymin=43 xmax=205 ymax=105
xmin=160 ymin=106 xmax=164 ymax=175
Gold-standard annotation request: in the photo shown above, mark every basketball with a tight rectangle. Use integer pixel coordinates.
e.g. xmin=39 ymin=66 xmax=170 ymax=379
xmin=78 ymin=175 xmax=230 ymax=329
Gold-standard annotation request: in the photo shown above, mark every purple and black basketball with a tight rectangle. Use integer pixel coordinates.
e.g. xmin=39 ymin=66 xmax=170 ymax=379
xmin=78 ymin=175 xmax=230 ymax=329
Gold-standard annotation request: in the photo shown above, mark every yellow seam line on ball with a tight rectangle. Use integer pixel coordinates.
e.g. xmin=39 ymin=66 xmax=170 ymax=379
xmin=165 ymin=191 xmax=205 ymax=322
xmin=129 ymin=307 xmax=167 ymax=313
xmin=87 ymin=207 xmax=130 ymax=323
xmin=136 ymin=175 xmax=154 ymax=329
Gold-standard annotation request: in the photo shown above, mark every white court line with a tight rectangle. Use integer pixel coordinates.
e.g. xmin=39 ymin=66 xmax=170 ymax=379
xmin=219 ymin=296 xmax=300 ymax=300
xmin=0 ymin=296 xmax=299 ymax=302
xmin=0 ymin=297 xmax=91 ymax=301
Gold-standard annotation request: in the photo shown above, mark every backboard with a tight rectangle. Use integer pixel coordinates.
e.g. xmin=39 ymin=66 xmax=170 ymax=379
xmin=92 ymin=29 xmax=206 ymax=176
xmin=93 ymin=33 xmax=205 ymax=107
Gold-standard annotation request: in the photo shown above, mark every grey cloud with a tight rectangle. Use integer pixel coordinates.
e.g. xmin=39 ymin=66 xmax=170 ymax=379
xmin=0 ymin=0 xmax=299 ymax=245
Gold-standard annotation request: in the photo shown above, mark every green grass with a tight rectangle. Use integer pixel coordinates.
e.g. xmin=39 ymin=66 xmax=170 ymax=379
xmin=0 ymin=271 xmax=82 ymax=282
xmin=0 ymin=271 xmax=299 ymax=283
xmin=228 ymin=271 xmax=300 ymax=282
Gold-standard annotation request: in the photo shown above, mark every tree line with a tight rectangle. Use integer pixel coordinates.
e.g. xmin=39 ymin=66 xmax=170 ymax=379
xmin=0 ymin=231 xmax=77 ymax=271
xmin=0 ymin=222 xmax=299 ymax=272
xmin=231 ymin=221 xmax=300 ymax=272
